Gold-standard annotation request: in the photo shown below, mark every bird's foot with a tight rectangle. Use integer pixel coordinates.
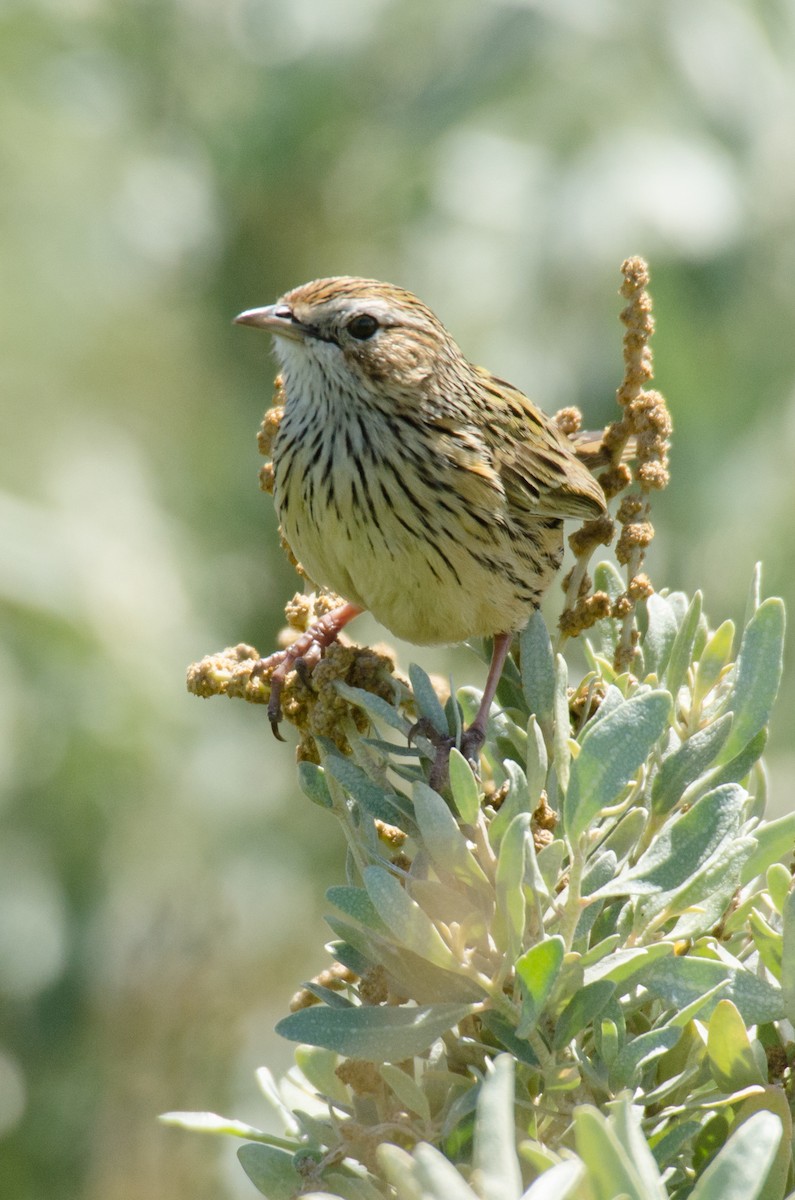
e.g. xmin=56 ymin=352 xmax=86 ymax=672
xmin=254 ymin=602 xmax=364 ymax=739
xmin=409 ymin=717 xmax=486 ymax=791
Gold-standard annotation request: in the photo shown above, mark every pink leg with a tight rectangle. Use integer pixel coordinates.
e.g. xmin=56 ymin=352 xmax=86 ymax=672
xmin=460 ymin=632 xmax=513 ymax=761
xmin=258 ymin=602 xmax=364 ymax=738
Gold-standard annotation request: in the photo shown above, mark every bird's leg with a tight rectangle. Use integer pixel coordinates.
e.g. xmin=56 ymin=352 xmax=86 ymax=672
xmin=256 ymin=602 xmax=364 ymax=739
xmin=422 ymin=632 xmax=513 ymax=789
xmin=459 ymin=631 xmax=513 ymax=761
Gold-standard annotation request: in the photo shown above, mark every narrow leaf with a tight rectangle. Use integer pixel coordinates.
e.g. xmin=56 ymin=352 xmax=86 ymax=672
xmin=409 ymin=663 xmax=448 ymax=734
xmin=363 ymin=866 xmax=456 ymax=969
xmin=474 ymin=1055 xmax=521 ymax=1200
xmin=707 ymin=999 xmax=766 ymax=1091
xmin=276 ymin=1002 xmax=474 ymax=1062
xmin=565 ymin=691 xmax=672 ymax=842
xmin=651 ymin=714 xmax=733 ymax=816
xmin=554 ymin=980 xmax=616 ymax=1048
xmin=665 ymin=589 xmax=703 ymax=699
xmin=719 ymin=598 xmax=785 ymax=763
xmin=448 ymin=748 xmax=481 ymax=824
xmin=520 ymin=611 xmax=555 ymax=728
xmin=516 ymin=937 xmax=564 ymax=1036
xmin=688 ymin=1110 xmax=782 ymax=1200
xmin=237 ymin=1144 xmax=302 ymax=1199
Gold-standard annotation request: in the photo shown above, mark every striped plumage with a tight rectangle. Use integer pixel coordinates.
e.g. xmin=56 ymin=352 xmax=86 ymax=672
xmin=236 ymin=277 xmax=606 ymax=755
xmin=239 ymin=277 xmax=605 ymax=647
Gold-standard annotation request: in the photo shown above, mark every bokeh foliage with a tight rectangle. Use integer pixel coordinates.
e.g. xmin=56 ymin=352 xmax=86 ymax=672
xmin=3 ymin=1 xmax=795 ymax=1198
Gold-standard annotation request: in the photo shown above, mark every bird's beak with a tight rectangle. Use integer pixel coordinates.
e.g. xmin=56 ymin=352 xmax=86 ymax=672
xmin=234 ymin=304 xmax=305 ymax=340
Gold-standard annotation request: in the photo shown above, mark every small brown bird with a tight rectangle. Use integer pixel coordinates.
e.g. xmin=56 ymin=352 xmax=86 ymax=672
xmin=236 ymin=277 xmax=606 ymax=759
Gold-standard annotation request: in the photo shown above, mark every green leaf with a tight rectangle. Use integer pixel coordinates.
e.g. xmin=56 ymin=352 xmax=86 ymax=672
xmin=554 ymin=979 xmax=616 ymax=1049
xmin=552 ymin=654 xmax=571 ymax=793
xmin=520 ymin=611 xmax=556 ymax=729
xmin=608 ymin=1095 xmax=668 ymax=1199
xmin=593 ymin=560 xmax=625 ymax=659
xmin=324 ymin=755 xmax=415 ymax=828
xmin=237 ymin=1144 xmax=302 ymax=1199
xmin=298 ymin=761 xmax=333 ymax=808
xmin=409 ymin=662 xmax=448 ymax=734
xmin=599 ymin=783 xmax=745 ymax=898
xmin=363 ymin=866 xmax=457 ymax=968
xmin=494 ymin=814 xmax=530 ymax=960
xmin=379 ymin=1063 xmax=432 ymax=1123
xmin=719 ymin=598 xmax=785 ymax=763
xmin=707 ymin=1000 xmax=766 ymax=1091
xmin=651 ymin=714 xmax=733 ymax=816
xmin=641 ymin=592 xmax=679 ymax=678
xmin=526 ymin=715 xmax=548 ymax=803
xmin=159 ymin=1111 xmax=268 ymax=1139
xmin=516 ymin=937 xmax=565 ymax=1036
xmin=448 ymin=748 xmax=481 ymax=825
xmin=334 ymin=680 xmax=410 ymax=733
xmin=781 ymin=887 xmax=795 ymax=1024
xmin=564 ymin=691 xmax=672 ymax=842
xmin=741 ymin=810 xmax=795 ymax=883
xmin=413 ymin=781 xmax=489 ymax=887
xmin=609 ymin=1026 xmax=681 ymax=1090
xmin=277 ymin=1002 xmax=475 ymax=1062
xmin=643 ymin=955 xmax=783 ymax=1024
xmin=693 ymin=620 xmax=735 ymax=710
xmin=410 ymin=1143 xmax=480 ymax=1200
xmin=664 ymin=589 xmax=703 ymax=698
xmin=474 ymin=1056 xmax=521 ymax=1200
xmin=573 ymin=1104 xmax=654 ymax=1200
xmin=327 ymin=886 xmax=390 ymax=934
xmin=748 ymin=910 xmax=783 ymax=979
xmin=689 ymin=1111 xmax=782 ymax=1200
xmin=520 ymin=1160 xmax=583 ymax=1200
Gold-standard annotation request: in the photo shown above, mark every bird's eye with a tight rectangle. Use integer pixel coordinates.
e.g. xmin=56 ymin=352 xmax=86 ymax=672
xmin=347 ymin=313 xmax=379 ymax=340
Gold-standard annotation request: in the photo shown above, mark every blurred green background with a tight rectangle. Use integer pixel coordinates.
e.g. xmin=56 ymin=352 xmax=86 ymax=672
xmin=2 ymin=1 xmax=795 ymax=1196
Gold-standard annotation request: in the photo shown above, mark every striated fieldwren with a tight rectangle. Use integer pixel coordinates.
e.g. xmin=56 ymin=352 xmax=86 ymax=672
xmin=236 ymin=277 xmax=606 ymax=762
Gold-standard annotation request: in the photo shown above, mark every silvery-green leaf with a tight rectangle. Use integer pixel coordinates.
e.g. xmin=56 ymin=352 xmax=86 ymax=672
xmin=448 ymin=748 xmax=481 ymax=825
xmin=488 ymin=759 xmax=531 ymax=847
xmin=298 ymin=761 xmax=334 ymax=809
xmin=520 ymin=1159 xmax=583 ymax=1200
xmin=593 ymin=560 xmax=625 ymax=658
xmin=741 ymin=810 xmax=795 ymax=883
xmin=379 ymin=1063 xmax=431 ymax=1123
xmin=643 ymin=955 xmax=783 ymax=1024
xmin=474 ymin=1055 xmax=522 ymax=1200
xmin=583 ymin=942 xmax=674 ymax=990
xmin=781 ymin=888 xmax=795 ymax=1025
xmin=597 ymin=783 xmax=745 ymax=899
xmin=698 ymin=729 xmax=767 ymax=797
xmin=552 ymin=654 xmax=571 ymax=792
xmin=693 ymin=620 xmax=735 ymax=709
xmin=294 ymin=1044 xmax=352 ymax=1106
xmin=334 ymin=681 xmax=410 ymax=733
xmin=664 ymin=589 xmax=703 ymax=699
xmin=409 ymin=662 xmax=448 ymax=735
xmin=413 ymin=781 xmax=489 ymax=887
xmin=578 ymin=683 xmax=625 ymax=734
xmin=536 ymin=840 xmax=565 ymax=897
xmin=767 ymin=863 xmax=792 ymax=913
xmin=598 ymin=807 xmax=647 ymax=864
xmin=324 ymin=755 xmax=414 ymax=828
xmin=688 ymin=1111 xmax=782 ymax=1200
xmin=651 ymin=713 xmax=733 ymax=816
xmin=516 ymin=936 xmax=564 ymax=1036
xmin=327 ymin=886 xmax=390 ymax=934
xmin=564 ymin=691 xmax=672 ymax=842
xmin=276 ymin=1002 xmax=475 ymax=1062
xmin=479 ymin=1011 xmax=540 ymax=1067
xmin=159 ymin=1111 xmax=268 ymax=1139
xmin=553 ymin=979 xmax=616 ymax=1048
xmin=526 ymin=715 xmax=548 ymax=802
xmin=363 ymin=866 xmax=457 ymax=968
xmin=575 ymin=851 xmax=617 ymax=942
xmin=520 ymin=611 xmax=555 ymax=731
xmin=706 ymin=999 xmax=766 ymax=1091
xmin=640 ymin=592 xmax=679 ymax=678
xmin=607 ymin=1096 xmax=668 ymax=1199
xmin=608 ymin=1026 xmax=682 ymax=1090
xmin=412 ymin=1143 xmax=480 ymax=1200
xmin=494 ymin=814 xmax=530 ymax=960
xmin=665 ymin=838 xmax=754 ymax=939
xmin=573 ymin=1104 xmax=650 ymax=1200
xmin=718 ymin=598 xmax=785 ymax=763
xmin=237 ymin=1144 xmax=302 ymax=1199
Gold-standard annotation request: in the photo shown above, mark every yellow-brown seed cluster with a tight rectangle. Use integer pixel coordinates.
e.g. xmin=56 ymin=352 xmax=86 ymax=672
xmin=558 ymin=257 xmax=672 ymax=661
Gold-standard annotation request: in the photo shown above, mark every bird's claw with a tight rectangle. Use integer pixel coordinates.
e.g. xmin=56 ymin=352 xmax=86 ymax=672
xmin=408 ymin=718 xmax=485 ymax=791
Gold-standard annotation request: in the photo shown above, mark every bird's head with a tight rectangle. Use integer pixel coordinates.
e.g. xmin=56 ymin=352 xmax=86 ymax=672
xmin=235 ymin=277 xmax=466 ymax=401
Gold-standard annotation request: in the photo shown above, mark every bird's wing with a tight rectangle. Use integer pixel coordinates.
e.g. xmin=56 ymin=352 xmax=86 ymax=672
xmin=474 ymin=369 xmax=606 ymax=521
